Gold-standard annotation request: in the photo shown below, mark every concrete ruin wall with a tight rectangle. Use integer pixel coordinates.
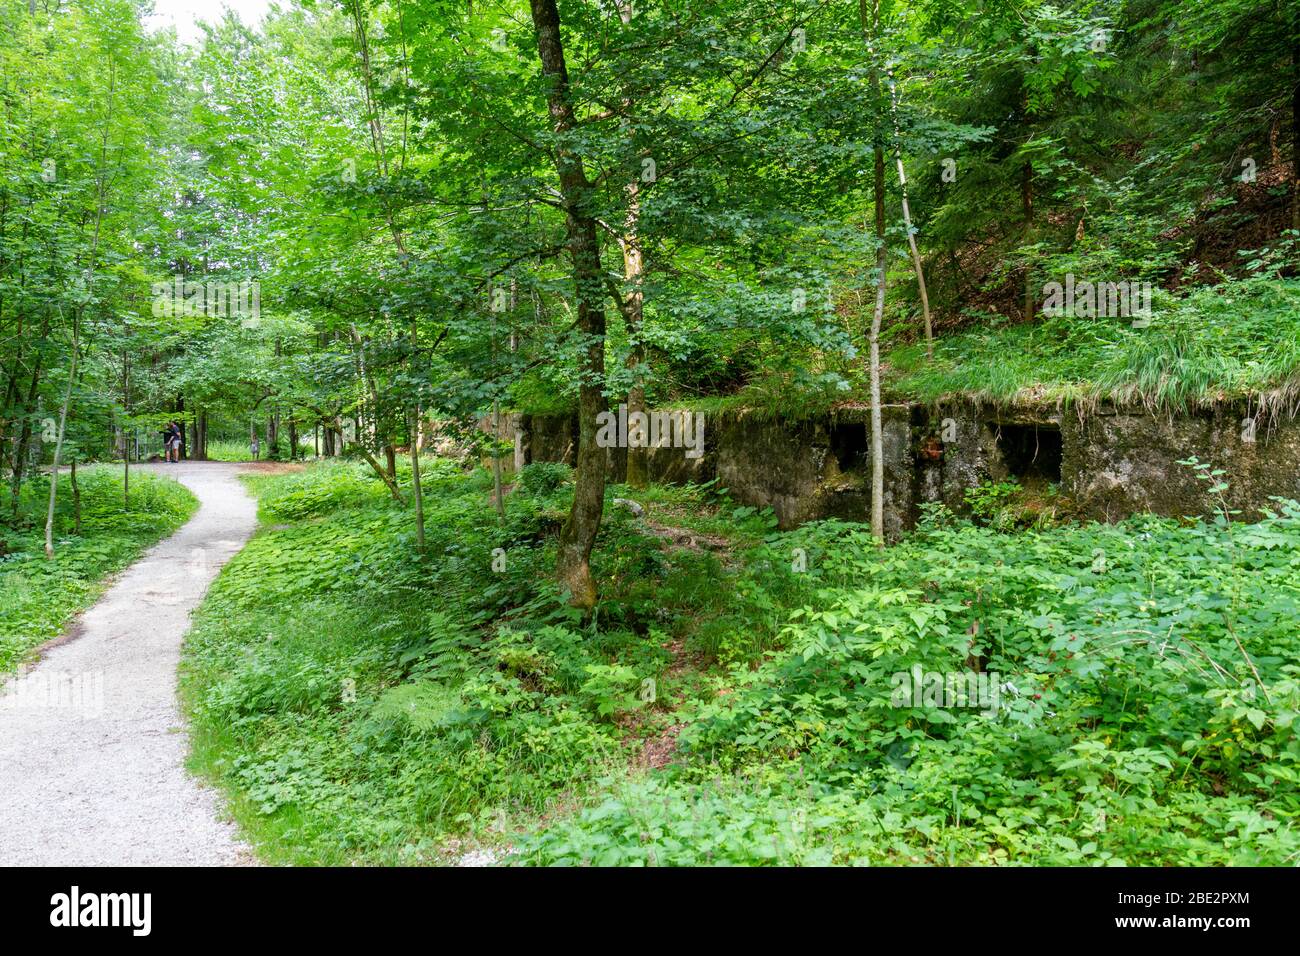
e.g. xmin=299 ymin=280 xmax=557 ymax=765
xmin=1061 ymin=405 xmax=1300 ymax=520
xmin=496 ymin=401 xmax=1300 ymax=533
xmin=915 ymin=401 xmax=1300 ymax=522
xmin=714 ymin=408 xmax=914 ymax=536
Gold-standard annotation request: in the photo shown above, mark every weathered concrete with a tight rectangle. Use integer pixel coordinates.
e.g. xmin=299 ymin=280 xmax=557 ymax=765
xmin=715 ymin=407 xmax=913 ymax=534
xmin=495 ymin=400 xmax=1300 ymax=532
xmin=1062 ymin=404 xmax=1300 ymax=520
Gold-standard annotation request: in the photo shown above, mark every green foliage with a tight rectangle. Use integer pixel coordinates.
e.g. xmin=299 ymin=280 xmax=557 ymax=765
xmin=254 ymin=461 xmax=390 ymax=521
xmin=185 ymin=456 xmax=1300 ymax=865
xmin=653 ymin=501 xmax=1300 ymax=864
xmin=24 ymin=0 xmax=1287 ymax=868
xmin=513 ymin=777 xmax=835 ymax=866
xmin=887 ymin=276 xmax=1300 ymax=410
xmin=579 ymin=663 xmax=648 ymax=721
xmin=516 ymin=461 xmax=572 ymax=497
xmin=963 ymin=479 xmax=1022 ymax=526
xmin=182 ymin=460 xmax=621 ymax=863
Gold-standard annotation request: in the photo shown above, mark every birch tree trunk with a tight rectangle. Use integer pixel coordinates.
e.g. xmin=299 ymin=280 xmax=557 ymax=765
xmin=491 ymin=398 xmax=506 ymax=520
xmin=886 ymin=75 xmax=933 ymax=361
xmin=71 ymin=456 xmax=81 ymax=535
xmin=409 ymin=407 xmax=426 ymax=553
xmin=618 ymin=1 xmax=649 ymax=490
xmin=44 ymin=312 xmax=77 ymax=559
xmin=864 ymin=0 xmax=887 ymax=544
xmin=870 ymin=152 xmax=887 ymax=545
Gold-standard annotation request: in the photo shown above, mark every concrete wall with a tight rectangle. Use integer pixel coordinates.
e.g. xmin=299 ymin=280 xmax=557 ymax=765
xmin=499 ymin=400 xmax=1300 ymax=531
xmin=911 ymin=400 xmax=1300 ymax=521
xmin=1062 ymin=405 xmax=1300 ymax=520
xmin=713 ymin=407 xmax=914 ymax=535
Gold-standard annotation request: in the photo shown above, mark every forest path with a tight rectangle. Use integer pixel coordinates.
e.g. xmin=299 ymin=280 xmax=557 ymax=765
xmin=0 ymin=462 xmax=258 ymax=865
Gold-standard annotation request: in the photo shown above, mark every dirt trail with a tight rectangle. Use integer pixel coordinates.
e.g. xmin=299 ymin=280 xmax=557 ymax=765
xmin=0 ymin=462 xmax=258 ymax=865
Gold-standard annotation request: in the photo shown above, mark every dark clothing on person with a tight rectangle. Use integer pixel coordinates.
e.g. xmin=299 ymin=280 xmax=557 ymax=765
xmin=163 ymin=424 xmax=182 ymax=461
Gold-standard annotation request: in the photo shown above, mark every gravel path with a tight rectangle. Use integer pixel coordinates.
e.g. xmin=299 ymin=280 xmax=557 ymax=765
xmin=0 ymin=462 xmax=259 ymax=866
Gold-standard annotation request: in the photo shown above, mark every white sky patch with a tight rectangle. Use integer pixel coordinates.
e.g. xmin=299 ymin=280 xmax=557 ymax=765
xmin=145 ymin=0 xmax=277 ymax=45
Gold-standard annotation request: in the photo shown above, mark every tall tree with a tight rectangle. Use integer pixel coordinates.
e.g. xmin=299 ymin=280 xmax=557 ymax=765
xmin=528 ymin=0 xmax=610 ymax=608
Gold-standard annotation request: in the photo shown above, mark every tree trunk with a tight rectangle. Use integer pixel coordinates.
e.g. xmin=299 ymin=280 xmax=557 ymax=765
xmin=870 ymin=147 xmax=887 ymax=545
xmin=618 ymin=2 xmax=649 ymax=490
xmin=865 ymin=0 xmax=886 ymax=545
xmin=530 ymin=0 xmax=610 ymax=609
xmin=0 ymin=352 xmax=23 ymax=454
xmin=886 ymin=75 xmax=933 ymax=361
xmin=347 ymin=323 xmax=390 ymax=474
xmin=9 ymin=313 xmax=49 ymax=518
xmin=1022 ymin=158 xmax=1034 ymax=321
xmin=176 ymin=394 xmax=186 ymax=460
xmin=407 ymin=311 xmax=427 ymax=547
xmin=10 ymin=378 xmax=39 ymax=519
xmin=45 ymin=314 xmax=78 ymax=559
xmin=491 ymin=398 xmax=506 ymax=519
xmin=621 ymin=179 xmax=649 ymax=489
xmin=409 ymin=408 xmax=426 ymax=553
xmin=332 ymin=414 xmax=405 ymax=503
xmin=1292 ymin=42 xmax=1299 ymax=232
xmin=71 ymin=457 xmax=81 ymax=535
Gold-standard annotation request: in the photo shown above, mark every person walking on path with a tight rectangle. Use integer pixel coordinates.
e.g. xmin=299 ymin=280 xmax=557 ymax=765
xmin=164 ymin=422 xmax=182 ymax=462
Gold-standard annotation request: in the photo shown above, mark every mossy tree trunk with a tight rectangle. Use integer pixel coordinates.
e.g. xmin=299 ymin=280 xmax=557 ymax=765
xmin=530 ymin=0 xmax=609 ymax=609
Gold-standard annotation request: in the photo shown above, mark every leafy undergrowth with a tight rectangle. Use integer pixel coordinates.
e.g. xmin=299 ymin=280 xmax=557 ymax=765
xmin=180 ymin=459 xmax=797 ymax=864
xmin=205 ymin=439 xmax=316 ymax=462
xmin=0 ymin=466 xmax=197 ymax=674
xmin=204 ymin=440 xmax=260 ymax=463
xmin=184 ymin=458 xmax=1300 ymax=865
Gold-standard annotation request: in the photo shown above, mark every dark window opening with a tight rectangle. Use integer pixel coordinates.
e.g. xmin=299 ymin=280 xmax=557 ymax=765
xmin=829 ymin=423 xmax=868 ymax=472
xmin=991 ymin=423 xmax=1062 ymax=482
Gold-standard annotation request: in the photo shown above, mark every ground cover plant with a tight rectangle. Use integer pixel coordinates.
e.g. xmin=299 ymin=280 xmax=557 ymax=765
xmin=181 ymin=458 xmax=1300 ymax=865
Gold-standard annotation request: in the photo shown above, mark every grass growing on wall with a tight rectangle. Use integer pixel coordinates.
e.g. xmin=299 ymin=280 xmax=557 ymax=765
xmin=515 ymin=277 xmax=1300 ymax=422
xmin=886 ymin=277 xmax=1300 ymax=411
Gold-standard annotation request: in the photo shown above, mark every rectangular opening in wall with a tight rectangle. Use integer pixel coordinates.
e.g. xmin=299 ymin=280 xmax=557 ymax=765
xmin=829 ymin=423 xmax=868 ymax=472
xmin=991 ymin=423 xmax=1062 ymax=482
